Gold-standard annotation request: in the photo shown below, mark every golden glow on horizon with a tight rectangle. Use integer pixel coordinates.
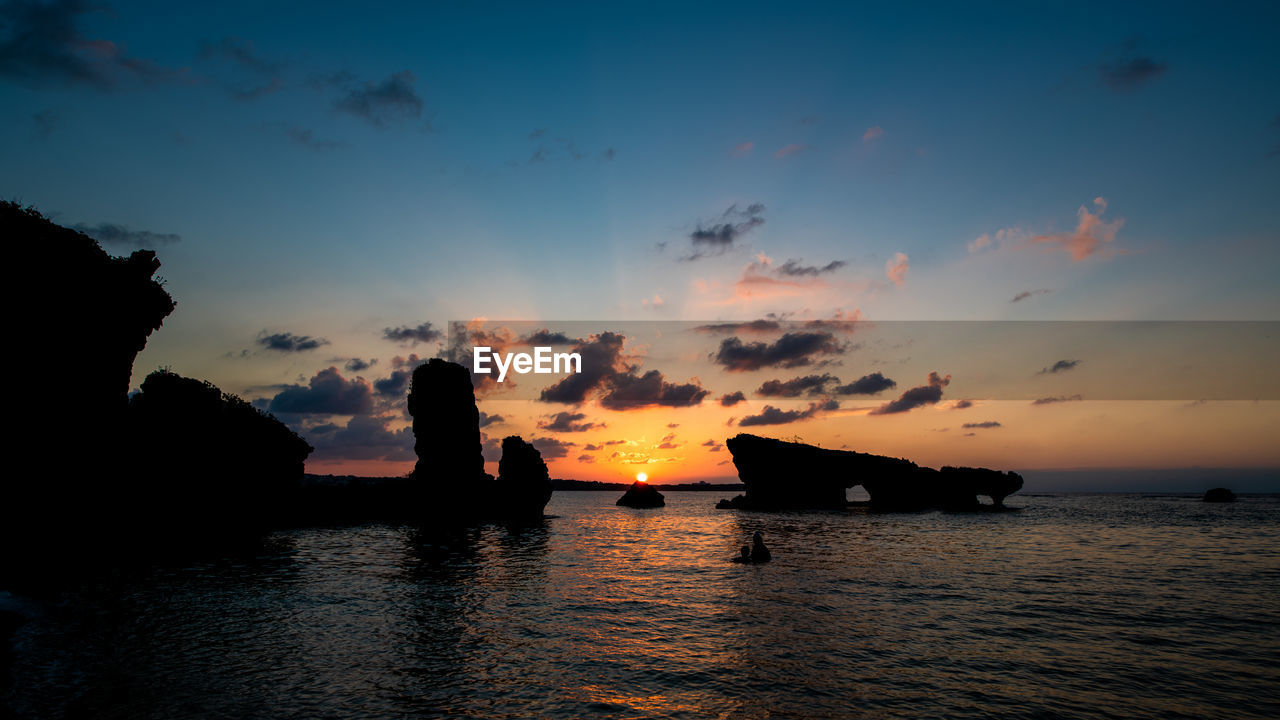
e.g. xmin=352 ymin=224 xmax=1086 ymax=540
xmin=636 ymin=472 xmax=648 ymax=483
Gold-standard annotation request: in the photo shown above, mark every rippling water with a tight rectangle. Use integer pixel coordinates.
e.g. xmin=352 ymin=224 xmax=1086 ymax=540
xmin=5 ymin=492 xmax=1280 ymax=719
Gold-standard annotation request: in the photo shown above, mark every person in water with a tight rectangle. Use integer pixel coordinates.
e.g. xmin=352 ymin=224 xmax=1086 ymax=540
xmin=731 ymin=545 xmax=752 ymax=563
xmin=750 ymin=531 xmax=772 ymax=562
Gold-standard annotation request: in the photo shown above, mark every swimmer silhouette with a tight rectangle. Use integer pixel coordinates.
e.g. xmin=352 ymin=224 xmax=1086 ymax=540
xmin=751 ymin=531 xmax=772 ymax=562
xmin=731 ymin=545 xmax=752 ymax=563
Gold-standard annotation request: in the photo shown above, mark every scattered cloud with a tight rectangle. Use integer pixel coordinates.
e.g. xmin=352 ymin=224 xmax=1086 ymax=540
xmin=774 ymin=143 xmax=808 ymax=158
xmin=383 ymin=322 xmax=442 ymax=346
xmin=757 ymin=373 xmax=839 ymax=397
xmin=694 ymin=319 xmax=782 ymax=334
xmin=683 ymin=203 xmax=766 ymax=260
xmin=711 ymin=331 xmax=845 ymax=372
xmin=478 ymin=411 xmax=504 ymax=428
xmin=1038 ymin=359 xmax=1081 ymax=375
xmin=776 ymin=259 xmax=846 ymax=277
xmin=538 ymin=331 xmax=709 ymax=410
xmin=885 ymin=252 xmax=909 ymax=286
xmin=264 ymin=367 xmax=374 ymax=415
xmin=529 ymin=436 xmax=575 ymax=459
xmin=1030 ymin=197 xmax=1123 ymax=260
xmin=871 ymin=371 xmax=950 ymax=415
xmin=719 ymin=391 xmax=746 ymax=407
xmin=862 ymin=126 xmax=884 ymax=142
xmin=962 ymin=421 xmax=1002 ymax=429
xmin=538 ymin=411 xmax=603 ymax=433
xmin=1099 ymin=43 xmax=1168 ymax=92
xmin=702 ymin=439 xmax=724 ymax=452
xmin=599 ymin=370 xmax=710 ymax=410
xmin=1011 ymin=288 xmax=1051 ymax=303
xmin=951 ymin=399 xmax=974 ymax=410
xmin=257 ymin=331 xmax=329 ymax=353
xmin=72 ymin=221 xmax=181 ymax=248
xmin=739 ymin=399 xmax=838 ymax=426
xmin=641 ymin=294 xmax=665 ymax=309
xmin=0 ymin=0 xmax=184 ymax=89
xmin=344 ymin=358 xmax=377 ymax=372
xmin=833 ymin=372 xmax=896 ymax=395
xmin=306 ymin=414 xmax=414 ymax=462
xmin=199 ymin=36 xmax=282 ymax=99
xmin=733 ymin=141 xmax=754 ymax=156
xmin=1032 ymin=394 xmax=1083 ymax=405
xmin=331 ymin=70 xmax=425 ymax=127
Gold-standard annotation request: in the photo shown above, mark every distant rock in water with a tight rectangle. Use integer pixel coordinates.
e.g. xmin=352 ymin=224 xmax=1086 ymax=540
xmin=128 ymin=370 xmax=313 ymax=534
xmin=720 ymin=433 xmax=1022 ymax=511
xmin=407 ymin=358 xmax=553 ymax=521
xmin=496 ymin=436 xmax=554 ymax=521
xmin=617 ymin=481 xmax=665 ymax=508
xmin=1203 ymin=487 xmax=1237 ymax=503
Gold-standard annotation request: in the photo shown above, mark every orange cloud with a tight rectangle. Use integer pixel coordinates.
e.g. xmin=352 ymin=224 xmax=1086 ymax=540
xmin=862 ymin=125 xmax=884 ymax=142
xmin=1031 ymin=197 xmax=1123 ymax=261
xmin=733 ymin=141 xmax=754 ymax=156
xmin=774 ymin=143 xmax=807 ymax=158
xmin=885 ymin=252 xmax=909 ymax=286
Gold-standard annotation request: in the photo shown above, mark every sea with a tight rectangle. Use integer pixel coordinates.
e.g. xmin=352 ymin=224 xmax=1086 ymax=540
xmin=4 ymin=491 xmax=1278 ymax=719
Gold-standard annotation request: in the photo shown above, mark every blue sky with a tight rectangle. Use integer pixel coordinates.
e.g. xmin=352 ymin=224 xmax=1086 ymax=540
xmin=2 ymin=1 xmax=1277 ymax=476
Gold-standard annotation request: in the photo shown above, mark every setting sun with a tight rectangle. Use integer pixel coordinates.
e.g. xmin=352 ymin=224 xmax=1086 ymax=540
xmin=636 ymin=472 xmax=648 ymax=483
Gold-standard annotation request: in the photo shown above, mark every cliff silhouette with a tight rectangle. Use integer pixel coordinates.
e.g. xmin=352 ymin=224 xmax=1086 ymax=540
xmin=2 ymin=203 xmax=311 ymax=582
xmin=720 ymin=434 xmax=1023 ymax=511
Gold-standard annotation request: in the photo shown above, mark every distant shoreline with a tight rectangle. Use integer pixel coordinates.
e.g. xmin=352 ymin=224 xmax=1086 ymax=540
xmin=303 ymin=475 xmax=744 ymax=492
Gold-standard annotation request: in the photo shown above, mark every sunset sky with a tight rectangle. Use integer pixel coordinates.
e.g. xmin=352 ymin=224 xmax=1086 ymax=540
xmin=2 ymin=1 xmax=1277 ymax=482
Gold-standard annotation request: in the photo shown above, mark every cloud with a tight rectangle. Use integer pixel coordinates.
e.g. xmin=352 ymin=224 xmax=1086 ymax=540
xmin=733 ymin=141 xmax=754 ymax=156
xmin=962 ymin=421 xmax=1002 ymax=429
xmin=757 ymin=373 xmax=839 ymax=397
xmin=286 ymin=126 xmax=342 ymax=151
xmin=265 ymin=367 xmax=374 ymax=415
xmin=537 ymin=331 xmax=709 ymax=410
xmin=739 ymin=399 xmax=838 ymax=427
xmin=372 ymin=368 xmax=412 ymax=398
xmin=0 ymin=0 xmax=182 ymax=89
xmin=540 ymin=331 xmax=628 ymax=404
xmin=344 ymin=358 xmax=377 ymax=372
xmin=774 ymin=143 xmax=808 ymax=158
xmin=521 ymin=328 xmax=575 ymax=345
xmin=257 ymin=331 xmax=330 ymax=353
xmin=1099 ymin=55 xmax=1168 ymax=92
xmin=641 ymin=294 xmax=665 ymax=309
xmin=694 ymin=320 xmax=782 ymax=334
xmin=529 ymin=436 xmax=575 ymax=459
xmin=332 ymin=70 xmax=424 ymax=127
xmin=684 ymin=203 xmax=765 ymax=260
xmin=1032 ymin=394 xmax=1083 ymax=405
xmin=72 ymin=222 xmax=181 ymax=247
xmin=702 ymin=439 xmax=724 ymax=452
xmin=719 ymin=391 xmax=746 ymax=407
xmin=305 ymin=413 xmax=414 ymax=462
xmin=885 ymin=252 xmax=909 ymax=286
xmin=1011 ymin=288 xmax=1051 ymax=303
xmin=711 ymin=331 xmax=845 ymax=371
xmin=1038 ymin=359 xmax=1081 ymax=375
xmin=199 ymin=37 xmax=282 ymax=99
xmin=599 ymin=370 xmax=709 ymax=410
xmin=871 ymin=371 xmax=950 ymax=415
xmin=477 ymin=411 xmax=504 ymax=428
xmin=951 ymin=399 xmax=974 ymax=410
xmin=833 ymin=372 xmax=896 ymax=395
xmin=577 ymin=453 xmax=596 ymax=463
xmin=862 ymin=126 xmax=884 ymax=142
xmin=383 ymin=322 xmax=442 ymax=346
xmin=601 ymin=147 xmax=616 ymax=161
xmin=776 ymin=259 xmax=846 ymax=277
xmin=1030 ymin=198 xmax=1123 ymax=260
xmin=538 ymin=411 xmax=602 ymax=433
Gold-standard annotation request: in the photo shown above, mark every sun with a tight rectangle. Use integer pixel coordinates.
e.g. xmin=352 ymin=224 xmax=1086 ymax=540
xmin=636 ymin=472 xmax=648 ymax=483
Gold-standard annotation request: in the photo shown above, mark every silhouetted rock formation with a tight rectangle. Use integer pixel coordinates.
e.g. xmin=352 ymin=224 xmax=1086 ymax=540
xmin=407 ymin=359 xmax=553 ymax=521
xmin=617 ymin=481 xmax=665 ymax=508
xmin=495 ymin=436 xmax=554 ymax=521
xmin=1203 ymin=487 xmax=1237 ymax=503
xmin=4 ymin=202 xmax=177 ymax=573
xmin=719 ymin=434 xmax=1022 ymax=511
xmin=128 ymin=370 xmax=313 ymax=535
